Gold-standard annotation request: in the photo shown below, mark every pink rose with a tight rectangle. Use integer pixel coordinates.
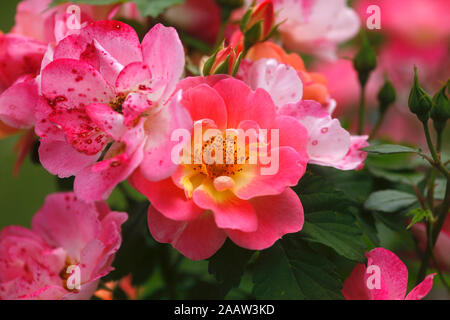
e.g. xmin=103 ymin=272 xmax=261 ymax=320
xmin=0 ymin=192 xmax=127 ymax=300
xmin=36 ymin=21 xmax=191 ymax=201
xmin=343 ymin=248 xmax=435 ymax=300
xmin=130 ymin=76 xmax=309 ymax=260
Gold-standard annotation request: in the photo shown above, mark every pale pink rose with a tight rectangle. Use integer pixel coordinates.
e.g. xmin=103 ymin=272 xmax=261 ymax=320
xmin=239 ymin=58 xmax=368 ymax=170
xmin=35 ymin=21 xmax=191 ymax=202
xmin=269 ymin=0 xmax=360 ymax=59
xmin=343 ymin=248 xmax=435 ymax=300
xmin=0 ymin=192 xmax=127 ymax=300
xmin=280 ymin=100 xmax=368 ymax=170
xmin=130 ymin=76 xmax=309 ymax=260
xmin=412 ymin=215 xmax=450 ymax=273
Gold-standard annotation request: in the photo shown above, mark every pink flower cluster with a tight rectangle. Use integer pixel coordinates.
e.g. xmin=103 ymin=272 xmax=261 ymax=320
xmin=0 ymin=1 xmax=370 ymax=264
xmin=2 ymin=0 xmax=439 ymax=301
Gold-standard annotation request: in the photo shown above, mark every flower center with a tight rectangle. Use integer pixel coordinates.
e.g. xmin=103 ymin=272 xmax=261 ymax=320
xmin=109 ymin=93 xmax=127 ymax=114
xmin=186 ymin=132 xmax=250 ymax=179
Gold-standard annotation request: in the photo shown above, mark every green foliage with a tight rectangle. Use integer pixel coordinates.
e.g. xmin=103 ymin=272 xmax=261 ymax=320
xmin=252 ymin=238 xmax=344 ymax=300
xmin=363 ymin=144 xmax=421 ymax=155
xmin=300 ymin=210 xmax=366 ymax=262
xmin=208 ymin=240 xmax=254 ymax=297
xmin=364 ymin=190 xmax=417 ymax=213
xmin=294 ymin=170 xmax=368 ymax=262
xmin=406 ymin=208 xmax=433 ymax=230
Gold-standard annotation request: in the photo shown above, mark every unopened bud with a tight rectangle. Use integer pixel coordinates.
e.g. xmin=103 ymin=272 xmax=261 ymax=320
xmin=353 ymin=33 xmax=377 ymax=87
xmin=408 ymin=66 xmax=432 ymax=123
xmin=430 ymin=81 xmax=449 ymax=134
xmin=241 ymin=0 xmax=274 ymax=49
xmin=377 ymin=78 xmax=396 ymax=115
xmin=203 ymin=44 xmax=242 ymax=76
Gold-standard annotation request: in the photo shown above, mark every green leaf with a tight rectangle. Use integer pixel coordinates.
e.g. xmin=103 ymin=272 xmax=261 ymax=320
xmin=364 ymin=190 xmax=417 ymax=213
xmin=406 ymin=208 xmax=433 ymax=229
xmin=208 ymin=240 xmax=254 ymax=297
xmin=366 ymin=165 xmax=424 ymax=185
xmin=293 ymin=170 xmax=367 ymax=262
xmin=132 ymin=0 xmax=184 ymax=18
xmin=431 ymin=178 xmax=446 ymax=200
xmin=252 ymin=238 xmax=344 ymax=300
xmin=362 ymin=144 xmax=420 ymax=155
xmin=373 ymin=211 xmax=407 ymax=231
xmin=310 ymin=166 xmax=373 ymax=203
xmin=300 ymin=211 xmax=366 ymax=262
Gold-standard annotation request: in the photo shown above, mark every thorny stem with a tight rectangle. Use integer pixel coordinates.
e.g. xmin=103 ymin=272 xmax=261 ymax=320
xmin=422 ymin=121 xmax=449 ymax=178
xmin=423 ymin=122 xmax=440 ymax=164
xmin=416 ymin=119 xmax=450 ymax=285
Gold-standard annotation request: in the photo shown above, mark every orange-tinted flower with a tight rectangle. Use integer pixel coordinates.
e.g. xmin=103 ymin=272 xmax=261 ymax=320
xmin=247 ymin=41 xmax=330 ymax=105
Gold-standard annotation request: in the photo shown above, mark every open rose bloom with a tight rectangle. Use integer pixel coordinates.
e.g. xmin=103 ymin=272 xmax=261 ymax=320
xmin=0 ymin=0 xmax=448 ymax=301
xmin=0 ymin=193 xmax=127 ymax=299
xmin=131 ymin=76 xmax=309 ymax=260
xmin=36 ymin=21 xmax=190 ymax=201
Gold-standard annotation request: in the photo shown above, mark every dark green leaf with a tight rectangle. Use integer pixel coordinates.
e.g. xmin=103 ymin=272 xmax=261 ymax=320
xmin=208 ymin=239 xmax=254 ymax=297
xmin=310 ymin=166 xmax=373 ymax=203
xmin=373 ymin=211 xmax=407 ymax=231
xmin=252 ymin=238 xmax=344 ymax=300
xmin=300 ymin=211 xmax=366 ymax=262
xmin=366 ymin=165 xmax=423 ymax=185
xmin=364 ymin=190 xmax=417 ymax=213
xmin=362 ymin=144 xmax=420 ymax=155
xmin=293 ymin=170 xmax=367 ymax=262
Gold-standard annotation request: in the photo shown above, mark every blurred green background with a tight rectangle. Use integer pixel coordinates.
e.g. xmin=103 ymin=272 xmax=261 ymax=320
xmin=0 ymin=0 xmax=59 ymax=229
